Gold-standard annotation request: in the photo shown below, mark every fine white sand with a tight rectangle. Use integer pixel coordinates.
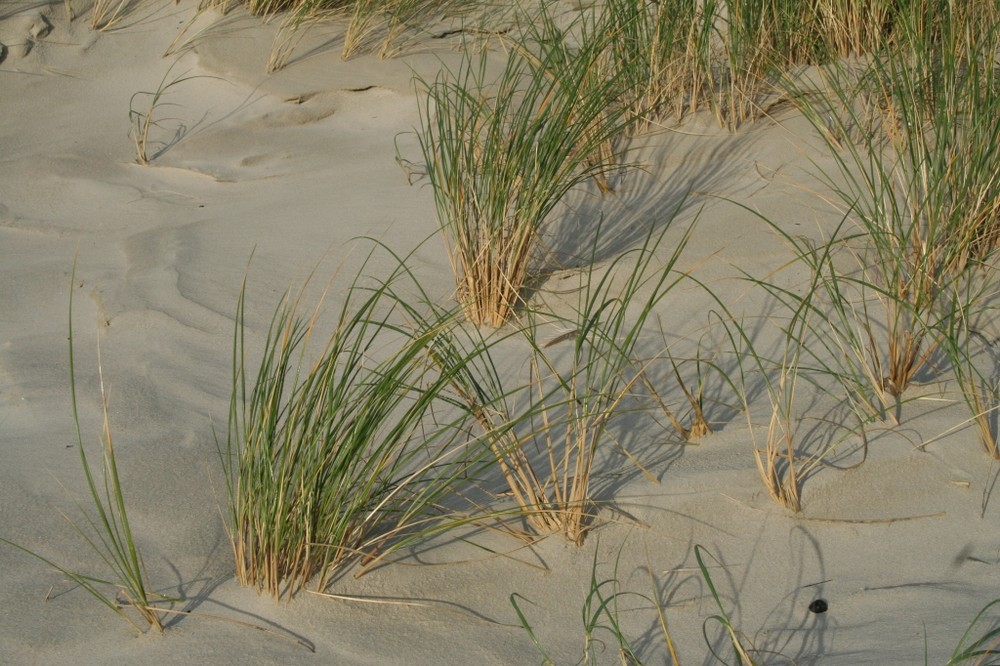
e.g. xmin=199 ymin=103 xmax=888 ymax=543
xmin=2 ymin=2 xmax=999 ymax=663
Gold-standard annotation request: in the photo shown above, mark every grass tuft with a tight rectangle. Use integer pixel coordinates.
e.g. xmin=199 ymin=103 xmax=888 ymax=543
xmin=415 ymin=6 xmax=637 ymax=326
xmin=436 ymin=216 xmax=692 ymax=544
xmin=225 ymin=246 xmax=497 ymax=598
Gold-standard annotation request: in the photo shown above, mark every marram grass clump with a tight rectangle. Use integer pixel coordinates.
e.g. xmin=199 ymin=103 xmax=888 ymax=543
xmin=416 ymin=6 xmax=637 ymax=327
xmin=225 ymin=252 xmax=495 ymax=598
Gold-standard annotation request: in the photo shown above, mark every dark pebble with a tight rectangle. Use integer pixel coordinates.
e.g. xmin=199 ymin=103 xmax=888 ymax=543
xmin=809 ymin=599 xmax=828 ymax=614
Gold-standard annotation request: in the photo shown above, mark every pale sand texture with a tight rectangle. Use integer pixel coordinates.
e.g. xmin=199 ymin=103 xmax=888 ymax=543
xmin=2 ymin=1 xmax=999 ymax=663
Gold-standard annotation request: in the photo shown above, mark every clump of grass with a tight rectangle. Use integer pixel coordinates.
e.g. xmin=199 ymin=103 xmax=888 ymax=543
xmin=596 ymin=0 xmax=702 ymax=129
xmin=742 ymin=212 xmax=913 ymax=425
xmin=709 ymin=0 xmax=786 ymax=130
xmin=511 ymin=542 xmax=760 ymax=664
xmin=1 ymin=264 xmax=167 ymax=633
xmin=225 ymin=250 xmax=489 ymax=598
xmin=521 ymin=223 xmax=691 ymax=543
xmin=598 ymin=0 xmax=785 ymax=132
xmin=437 ymin=219 xmax=692 ymax=544
xmin=641 ymin=316 xmax=722 ymax=443
xmin=700 ymin=247 xmax=855 ymax=512
xmin=784 ymin=5 xmax=1000 ymax=417
xmin=722 ymin=310 xmax=825 ymax=513
xmin=415 ymin=7 xmax=636 ymax=327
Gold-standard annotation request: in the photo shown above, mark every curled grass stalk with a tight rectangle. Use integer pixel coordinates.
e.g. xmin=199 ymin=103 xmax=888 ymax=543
xmin=1 ymin=262 xmax=167 ymax=633
xmin=129 ymin=64 xmax=207 ymax=165
xmin=512 ymin=539 xmax=660 ymax=665
xmin=415 ymin=6 xmax=637 ymax=326
xmin=695 ymin=545 xmax=758 ymax=665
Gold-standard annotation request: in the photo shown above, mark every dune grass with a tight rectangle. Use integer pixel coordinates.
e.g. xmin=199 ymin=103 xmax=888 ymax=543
xmin=511 ymin=540 xmax=665 ymax=665
xmin=517 ymin=222 xmax=691 ymax=543
xmin=941 ymin=277 xmax=1000 ymax=460
xmin=249 ymin=0 xmax=479 ymax=69
xmin=590 ymin=0 xmax=899 ymax=133
xmin=781 ymin=3 xmax=1000 ymax=422
xmin=433 ymin=218 xmax=692 ymax=544
xmin=511 ymin=543 xmax=759 ymax=665
xmin=23 ymin=0 xmax=1000 ymax=655
xmin=128 ymin=64 xmax=205 ymax=165
xmin=946 ymin=598 xmax=1000 ymax=665
xmin=641 ymin=317 xmax=717 ymax=443
xmin=595 ymin=0 xmax=702 ymax=129
xmin=716 ymin=300 xmax=826 ymax=513
xmin=90 ymin=0 xmax=135 ymax=30
xmin=415 ymin=6 xmax=636 ymax=327
xmin=225 ymin=250 xmax=494 ymax=598
xmin=1 ymin=265 xmax=167 ymax=633
xmin=511 ymin=538 xmax=1000 ymax=663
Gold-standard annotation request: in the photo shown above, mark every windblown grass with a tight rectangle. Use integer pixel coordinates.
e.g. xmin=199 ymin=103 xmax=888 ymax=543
xmin=225 ymin=249 xmax=490 ymax=598
xmin=415 ymin=6 xmax=636 ymax=327
xmin=695 ymin=545 xmax=759 ymax=665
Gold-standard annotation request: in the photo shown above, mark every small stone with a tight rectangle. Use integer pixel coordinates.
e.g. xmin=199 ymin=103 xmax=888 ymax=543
xmin=808 ymin=599 xmax=828 ymax=614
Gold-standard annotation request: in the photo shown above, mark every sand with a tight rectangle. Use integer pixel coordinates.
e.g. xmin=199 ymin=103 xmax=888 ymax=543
xmin=2 ymin=1 xmax=999 ymax=663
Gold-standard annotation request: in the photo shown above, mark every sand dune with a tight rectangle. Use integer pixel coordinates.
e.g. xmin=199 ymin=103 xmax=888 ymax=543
xmin=2 ymin=1 xmax=998 ymax=663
